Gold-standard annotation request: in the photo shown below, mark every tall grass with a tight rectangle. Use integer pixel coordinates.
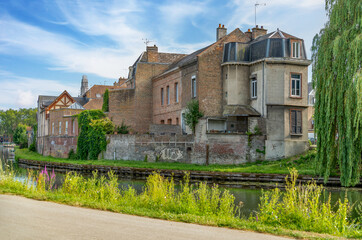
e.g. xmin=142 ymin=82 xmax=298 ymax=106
xmin=256 ymin=168 xmax=359 ymax=235
xmin=0 ymin=161 xmax=360 ymax=239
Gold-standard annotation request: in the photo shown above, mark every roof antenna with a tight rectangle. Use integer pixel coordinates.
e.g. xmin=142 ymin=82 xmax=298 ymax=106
xmin=142 ymin=38 xmax=153 ymax=47
xmin=255 ymin=2 xmax=266 ymax=27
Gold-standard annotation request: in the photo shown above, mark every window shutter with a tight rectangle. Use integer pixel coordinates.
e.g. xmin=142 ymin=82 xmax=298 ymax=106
xmin=291 ymin=110 xmax=296 ymax=134
xmin=297 ymin=110 xmax=302 ymax=133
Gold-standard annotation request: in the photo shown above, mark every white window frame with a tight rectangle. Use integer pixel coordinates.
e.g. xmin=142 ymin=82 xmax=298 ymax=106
xmin=251 ymin=78 xmax=257 ymax=99
xmin=167 ymin=85 xmax=170 ymax=105
xmin=291 ymin=73 xmax=301 ymax=97
xmin=191 ymin=75 xmax=196 ymax=98
xmin=58 ymin=121 xmax=62 ymax=135
xmin=161 ymin=88 xmax=164 ymax=106
xmin=175 ymin=82 xmax=179 ymax=103
xmin=72 ymin=120 xmax=75 ymax=134
xmin=65 ymin=121 xmax=68 ymax=135
xmin=292 ymin=42 xmax=300 ymax=58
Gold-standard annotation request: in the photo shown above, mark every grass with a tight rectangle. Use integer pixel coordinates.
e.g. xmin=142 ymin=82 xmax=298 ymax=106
xmin=0 ymin=160 xmax=360 ymax=240
xmin=15 ymin=148 xmax=319 ymax=176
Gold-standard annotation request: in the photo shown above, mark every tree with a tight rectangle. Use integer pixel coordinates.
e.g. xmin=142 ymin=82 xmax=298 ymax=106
xmin=184 ymin=100 xmax=203 ymax=134
xmin=102 ymin=89 xmax=109 ymax=112
xmin=13 ymin=124 xmax=28 ymax=148
xmin=311 ymin=0 xmax=361 ymax=186
xmin=0 ymin=108 xmax=36 ymax=141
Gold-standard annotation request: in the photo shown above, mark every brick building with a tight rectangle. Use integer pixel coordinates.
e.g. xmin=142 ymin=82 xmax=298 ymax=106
xmin=115 ymin=24 xmax=311 ymax=160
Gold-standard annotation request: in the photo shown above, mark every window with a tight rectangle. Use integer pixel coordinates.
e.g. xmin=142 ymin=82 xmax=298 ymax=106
xmin=72 ymin=120 xmax=75 ymax=134
xmin=191 ymin=76 xmax=197 ymax=98
xmin=65 ymin=121 xmax=68 ymax=135
xmin=251 ymin=77 xmax=257 ymax=98
xmin=175 ymin=82 xmax=179 ymax=103
xmin=160 ymin=120 xmax=165 ymax=124
xmin=291 ymin=74 xmax=301 ymax=97
xmin=176 ymin=117 xmax=179 ymax=125
xmin=167 ymin=119 xmax=172 ymax=125
xmin=52 ymin=122 xmax=54 ymax=135
xmin=290 ymin=110 xmax=302 ymax=134
xmin=292 ymin=42 xmax=300 ymax=58
xmin=161 ymin=88 xmax=164 ymax=105
xmin=58 ymin=121 xmax=62 ymax=135
xmin=167 ymin=86 xmax=170 ymax=105
xmin=96 ymin=93 xmax=101 ymax=98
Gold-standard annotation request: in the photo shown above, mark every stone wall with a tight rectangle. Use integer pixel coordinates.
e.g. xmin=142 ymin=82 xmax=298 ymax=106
xmin=149 ymin=124 xmax=182 ymax=135
xmin=104 ymin=134 xmax=194 ymax=163
xmin=37 ymin=136 xmax=77 ymax=158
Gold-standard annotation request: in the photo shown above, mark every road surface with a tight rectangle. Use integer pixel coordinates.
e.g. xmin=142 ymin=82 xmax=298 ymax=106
xmin=0 ymin=194 xmax=292 ymax=240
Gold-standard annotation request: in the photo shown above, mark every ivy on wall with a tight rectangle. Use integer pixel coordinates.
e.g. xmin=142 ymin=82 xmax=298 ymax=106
xmin=77 ymin=110 xmax=114 ymax=160
xmin=312 ymin=0 xmax=361 ymax=186
xmin=102 ymin=89 xmax=109 ymax=112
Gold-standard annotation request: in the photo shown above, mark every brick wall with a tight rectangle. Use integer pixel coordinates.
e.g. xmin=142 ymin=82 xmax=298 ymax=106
xmin=108 ymin=88 xmax=136 ymax=130
xmin=153 ymin=69 xmax=182 ymax=125
xmin=48 ymin=109 xmax=81 ymax=137
xmin=38 ymin=136 xmax=77 ymax=158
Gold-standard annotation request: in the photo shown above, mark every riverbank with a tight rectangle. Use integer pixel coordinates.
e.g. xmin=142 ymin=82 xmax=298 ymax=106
xmin=16 ymin=149 xmax=362 ymax=188
xmin=0 ymin=163 xmax=360 ymax=240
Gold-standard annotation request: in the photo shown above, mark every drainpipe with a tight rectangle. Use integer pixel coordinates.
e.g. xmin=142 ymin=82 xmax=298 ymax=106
xmin=262 ymin=61 xmax=265 ymax=116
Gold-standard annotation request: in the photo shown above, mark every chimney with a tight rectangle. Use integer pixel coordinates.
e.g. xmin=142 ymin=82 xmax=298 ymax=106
xmin=245 ymin=28 xmax=252 ymax=40
xmin=252 ymin=25 xmax=267 ymax=40
xmin=146 ymin=44 xmax=158 ymax=62
xmin=216 ymin=24 xmax=227 ymax=41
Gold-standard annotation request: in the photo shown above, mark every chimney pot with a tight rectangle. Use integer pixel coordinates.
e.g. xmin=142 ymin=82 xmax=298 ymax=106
xmin=256 ymin=25 xmax=258 ymax=28
xmin=222 ymin=24 xmax=224 ymax=28
xmin=216 ymin=24 xmax=227 ymax=41
xmin=219 ymin=23 xmax=221 ymax=28
xmin=248 ymin=29 xmax=251 ymax=32
xmin=261 ymin=26 xmax=263 ymax=29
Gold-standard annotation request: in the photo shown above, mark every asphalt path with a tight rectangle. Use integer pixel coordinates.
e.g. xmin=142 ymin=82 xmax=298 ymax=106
xmin=0 ymin=194 xmax=293 ymax=240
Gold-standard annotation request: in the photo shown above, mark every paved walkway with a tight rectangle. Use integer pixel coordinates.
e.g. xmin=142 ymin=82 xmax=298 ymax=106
xmin=0 ymin=194 xmax=292 ymax=240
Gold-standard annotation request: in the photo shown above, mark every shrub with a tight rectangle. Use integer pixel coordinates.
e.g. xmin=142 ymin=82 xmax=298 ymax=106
xmin=68 ymin=149 xmax=77 ymax=159
xmin=115 ymin=121 xmax=130 ymax=134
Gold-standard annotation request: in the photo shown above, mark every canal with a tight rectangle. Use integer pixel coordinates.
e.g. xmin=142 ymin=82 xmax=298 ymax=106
xmin=1 ymin=147 xmax=361 ymax=219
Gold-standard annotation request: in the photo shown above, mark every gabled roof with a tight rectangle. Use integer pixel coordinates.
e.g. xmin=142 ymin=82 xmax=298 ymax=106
xmin=45 ymin=90 xmax=75 ymax=111
xmin=68 ymin=102 xmax=85 ymax=110
xmin=251 ymin=28 xmax=302 ymax=43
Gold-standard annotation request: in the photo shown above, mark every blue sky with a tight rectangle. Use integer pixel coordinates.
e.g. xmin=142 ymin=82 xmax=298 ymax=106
xmin=0 ymin=0 xmax=327 ymax=110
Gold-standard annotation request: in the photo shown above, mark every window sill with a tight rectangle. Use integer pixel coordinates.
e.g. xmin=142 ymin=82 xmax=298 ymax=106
xmin=290 ymin=133 xmax=303 ymax=137
xmin=290 ymin=96 xmax=302 ymax=99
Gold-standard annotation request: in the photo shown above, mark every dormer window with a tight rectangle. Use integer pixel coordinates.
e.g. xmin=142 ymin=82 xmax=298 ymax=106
xmin=292 ymin=42 xmax=300 ymax=58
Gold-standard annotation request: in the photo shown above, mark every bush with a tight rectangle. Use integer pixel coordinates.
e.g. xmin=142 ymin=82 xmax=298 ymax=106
xmin=29 ymin=142 xmax=36 ymax=152
xmin=68 ymin=149 xmax=77 ymax=159
xmin=116 ymin=121 xmax=130 ymax=134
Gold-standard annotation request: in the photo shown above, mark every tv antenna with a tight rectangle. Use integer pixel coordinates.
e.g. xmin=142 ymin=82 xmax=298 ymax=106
xmin=142 ymin=38 xmax=153 ymax=47
xmin=255 ymin=2 xmax=266 ymax=27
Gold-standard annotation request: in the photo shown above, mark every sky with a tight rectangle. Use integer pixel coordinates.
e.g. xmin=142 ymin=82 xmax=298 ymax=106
xmin=0 ymin=0 xmax=327 ymax=110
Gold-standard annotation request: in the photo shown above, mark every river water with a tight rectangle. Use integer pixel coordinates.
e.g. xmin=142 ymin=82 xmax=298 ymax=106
xmin=1 ymin=147 xmax=361 ymax=219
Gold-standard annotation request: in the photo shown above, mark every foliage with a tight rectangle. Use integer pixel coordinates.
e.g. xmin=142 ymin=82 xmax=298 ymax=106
xmin=102 ymin=89 xmax=109 ymax=112
xmin=77 ymin=110 xmax=113 ymax=160
xmin=256 ymin=168 xmax=359 ymax=236
xmin=13 ymin=124 xmax=28 ymax=148
xmin=29 ymin=124 xmax=37 ymax=152
xmin=311 ymin=0 xmax=362 ymax=186
xmin=36 ymin=166 xmax=56 ymax=191
xmin=184 ymin=100 xmax=203 ymax=134
xmin=0 ymin=108 xmax=36 ymax=140
xmin=68 ymin=149 xmax=77 ymax=160
xmin=88 ymin=118 xmax=114 ymax=159
xmin=115 ymin=121 xmax=130 ymax=134
xmin=0 ymin=162 xmax=361 ymax=239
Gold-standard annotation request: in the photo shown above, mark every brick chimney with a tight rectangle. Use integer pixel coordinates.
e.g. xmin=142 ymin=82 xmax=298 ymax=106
xmin=216 ymin=24 xmax=227 ymax=41
xmin=146 ymin=45 xmax=158 ymax=62
xmin=245 ymin=28 xmax=252 ymax=41
xmin=252 ymin=25 xmax=267 ymax=40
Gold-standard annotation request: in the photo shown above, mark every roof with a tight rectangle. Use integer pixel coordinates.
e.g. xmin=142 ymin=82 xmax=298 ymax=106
xmin=166 ymin=46 xmax=210 ymax=71
xmin=68 ymin=102 xmax=85 ymax=110
xmin=38 ymin=96 xmax=56 ymax=109
xmin=251 ymin=29 xmax=302 ymax=43
xmin=223 ymin=105 xmax=261 ymax=117
xmin=83 ymin=98 xmax=103 ymax=110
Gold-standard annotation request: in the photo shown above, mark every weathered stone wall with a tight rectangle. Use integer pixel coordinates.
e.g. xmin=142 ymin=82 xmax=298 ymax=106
xmin=104 ymin=134 xmax=194 ymax=163
xmin=38 ymin=136 xmax=77 ymax=158
xmin=149 ymin=124 xmax=182 ymax=135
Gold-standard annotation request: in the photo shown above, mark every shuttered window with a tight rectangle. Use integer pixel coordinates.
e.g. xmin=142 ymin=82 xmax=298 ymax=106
xmin=290 ymin=110 xmax=302 ymax=134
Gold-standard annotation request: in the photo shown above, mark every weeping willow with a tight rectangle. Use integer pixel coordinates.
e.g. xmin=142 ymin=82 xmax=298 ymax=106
xmin=312 ymin=0 xmax=361 ymax=187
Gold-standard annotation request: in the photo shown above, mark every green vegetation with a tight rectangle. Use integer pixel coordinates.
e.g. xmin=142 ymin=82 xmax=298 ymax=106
xmin=0 ymin=108 xmax=36 ymax=141
xmin=13 ymin=124 xmax=28 ymax=148
xmin=77 ymin=110 xmax=114 ymax=160
xmin=311 ymin=0 xmax=361 ymax=186
xmin=102 ymin=89 xmax=109 ymax=112
xmin=115 ymin=121 xmax=130 ymax=134
xmin=184 ymin=100 xmax=203 ymax=134
xmin=256 ymin=169 xmax=356 ymax=235
xmin=0 ymin=163 xmax=360 ymax=239
xmin=16 ymin=148 xmax=320 ymax=175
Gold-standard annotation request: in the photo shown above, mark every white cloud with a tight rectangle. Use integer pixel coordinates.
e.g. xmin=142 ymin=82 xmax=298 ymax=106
xmin=0 ymin=70 xmax=79 ymax=109
xmin=0 ymin=16 xmax=139 ymax=78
